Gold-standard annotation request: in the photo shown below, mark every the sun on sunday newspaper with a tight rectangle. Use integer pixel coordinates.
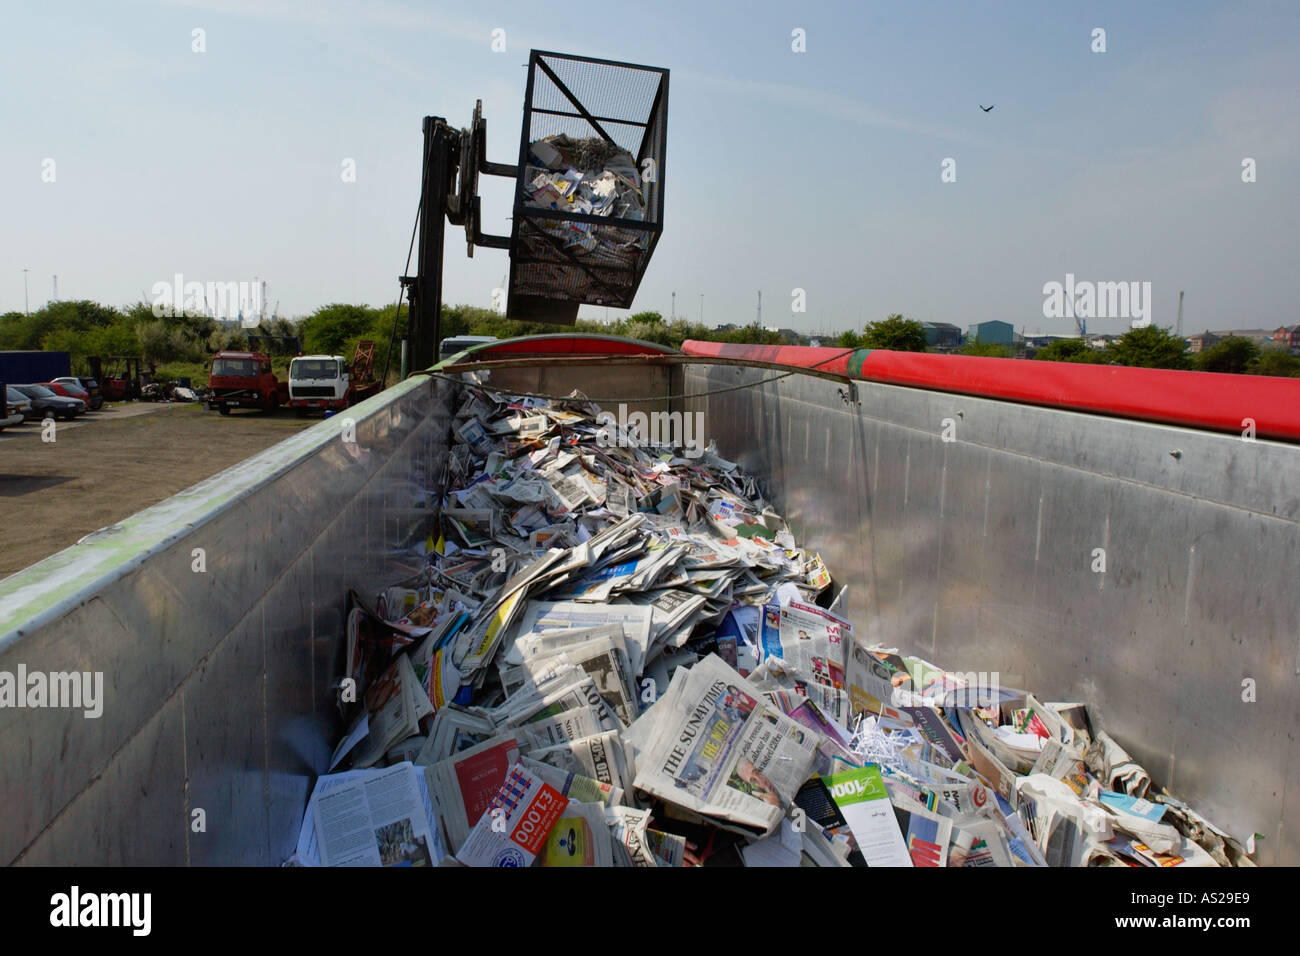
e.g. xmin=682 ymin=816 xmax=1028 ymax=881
xmin=632 ymin=653 xmax=820 ymax=835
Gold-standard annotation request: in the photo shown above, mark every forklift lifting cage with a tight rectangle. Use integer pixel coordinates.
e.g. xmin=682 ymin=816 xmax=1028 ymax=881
xmin=508 ymin=51 xmax=668 ymax=322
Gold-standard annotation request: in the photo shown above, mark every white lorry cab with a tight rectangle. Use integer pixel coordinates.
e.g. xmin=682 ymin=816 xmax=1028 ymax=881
xmin=288 ymin=355 xmax=351 ymax=413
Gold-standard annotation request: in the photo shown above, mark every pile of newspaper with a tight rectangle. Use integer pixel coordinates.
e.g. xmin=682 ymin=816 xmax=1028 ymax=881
xmin=288 ymin=383 xmax=1254 ymax=868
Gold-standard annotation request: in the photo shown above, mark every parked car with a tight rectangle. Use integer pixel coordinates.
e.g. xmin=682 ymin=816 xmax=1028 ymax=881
xmin=4 ymin=386 xmax=35 ymax=423
xmin=0 ymin=384 xmax=25 ymax=432
xmin=42 ymin=380 xmax=92 ymax=405
xmin=12 ymin=384 xmax=85 ymax=420
xmin=53 ymin=376 xmax=103 ymax=410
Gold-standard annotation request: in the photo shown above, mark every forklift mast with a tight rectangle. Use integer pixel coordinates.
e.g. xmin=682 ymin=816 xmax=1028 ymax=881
xmin=402 ymin=102 xmax=516 ymax=372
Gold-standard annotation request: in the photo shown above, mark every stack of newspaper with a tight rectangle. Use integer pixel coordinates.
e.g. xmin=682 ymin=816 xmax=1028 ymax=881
xmin=287 ymin=382 xmax=1254 ymax=868
xmin=522 ymin=134 xmax=649 ymax=261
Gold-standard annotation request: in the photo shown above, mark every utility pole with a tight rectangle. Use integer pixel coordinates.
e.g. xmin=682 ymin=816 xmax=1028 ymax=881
xmin=671 ymin=290 xmax=675 ymax=320
xmin=699 ymin=293 xmax=703 ymax=324
xmin=22 ymin=268 xmax=30 ymax=315
xmin=757 ymin=290 xmax=762 ymax=327
xmin=52 ymin=275 xmax=58 ymax=302
xmin=1176 ymin=290 xmax=1184 ymax=338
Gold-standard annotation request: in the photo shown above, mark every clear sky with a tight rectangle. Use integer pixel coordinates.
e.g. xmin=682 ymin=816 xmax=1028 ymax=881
xmin=2 ymin=0 xmax=1296 ymax=335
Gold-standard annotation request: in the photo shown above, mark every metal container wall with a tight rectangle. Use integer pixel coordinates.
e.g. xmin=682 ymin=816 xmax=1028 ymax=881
xmin=0 ymin=375 xmax=453 ymax=865
xmin=3 ymin=357 xmax=1297 ymax=864
xmin=682 ymin=363 xmax=1300 ymax=866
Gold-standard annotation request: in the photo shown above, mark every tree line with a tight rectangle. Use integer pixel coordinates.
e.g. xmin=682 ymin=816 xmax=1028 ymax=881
xmin=0 ymin=300 xmax=302 ymax=376
xmin=0 ymin=300 xmax=793 ymax=384
xmin=3 ymin=302 xmax=1296 ymax=380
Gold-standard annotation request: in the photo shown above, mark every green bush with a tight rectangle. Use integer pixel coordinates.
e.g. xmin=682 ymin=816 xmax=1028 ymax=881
xmin=1249 ymin=349 xmax=1300 ymax=377
xmin=959 ymin=341 xmax=1011 ymax=357
xmin=1107 ymin=326 xmax=1190 ymax=370
xmin=1194 ymin=336 xmax=1259 ymax=374
xmin=1034 ymin=339 xmax=1103 ymax=363
xmin=861 ymin=314 xmax=927 ymax=351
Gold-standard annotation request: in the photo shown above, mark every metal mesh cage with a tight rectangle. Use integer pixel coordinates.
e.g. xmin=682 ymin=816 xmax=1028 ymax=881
xmin=508 ymin=51 xmax=668 ymax=322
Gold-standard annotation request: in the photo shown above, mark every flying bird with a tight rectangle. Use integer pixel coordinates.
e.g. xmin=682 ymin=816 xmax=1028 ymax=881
xmin=980 ymin=104 xmax=995 ymax=112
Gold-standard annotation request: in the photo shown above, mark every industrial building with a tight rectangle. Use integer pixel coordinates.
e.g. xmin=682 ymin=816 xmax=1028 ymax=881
xmin=966 ymin=320 xmax=1016 ymax=346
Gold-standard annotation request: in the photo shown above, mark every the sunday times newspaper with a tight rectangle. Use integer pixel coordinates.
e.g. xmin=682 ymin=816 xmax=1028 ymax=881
xmin=631 ymin=653 xmax=819 ymax=835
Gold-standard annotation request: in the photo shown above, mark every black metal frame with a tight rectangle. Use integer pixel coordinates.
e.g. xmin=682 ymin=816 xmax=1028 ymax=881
xmin=507 ymin=50 xmax=669 ymax=321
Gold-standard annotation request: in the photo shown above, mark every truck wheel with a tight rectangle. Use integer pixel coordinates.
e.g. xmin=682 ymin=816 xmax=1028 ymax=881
xmin=218 ymin=405 xmax=231 ymax=416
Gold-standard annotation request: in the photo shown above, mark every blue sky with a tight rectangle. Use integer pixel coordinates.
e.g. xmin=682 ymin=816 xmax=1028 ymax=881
xmin=2 ymin=0 xmax=1296 ymax=335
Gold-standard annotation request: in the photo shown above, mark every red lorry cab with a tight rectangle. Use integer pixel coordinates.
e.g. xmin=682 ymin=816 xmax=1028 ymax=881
xmin=208 ymin=351 xmax=289 ymax=414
